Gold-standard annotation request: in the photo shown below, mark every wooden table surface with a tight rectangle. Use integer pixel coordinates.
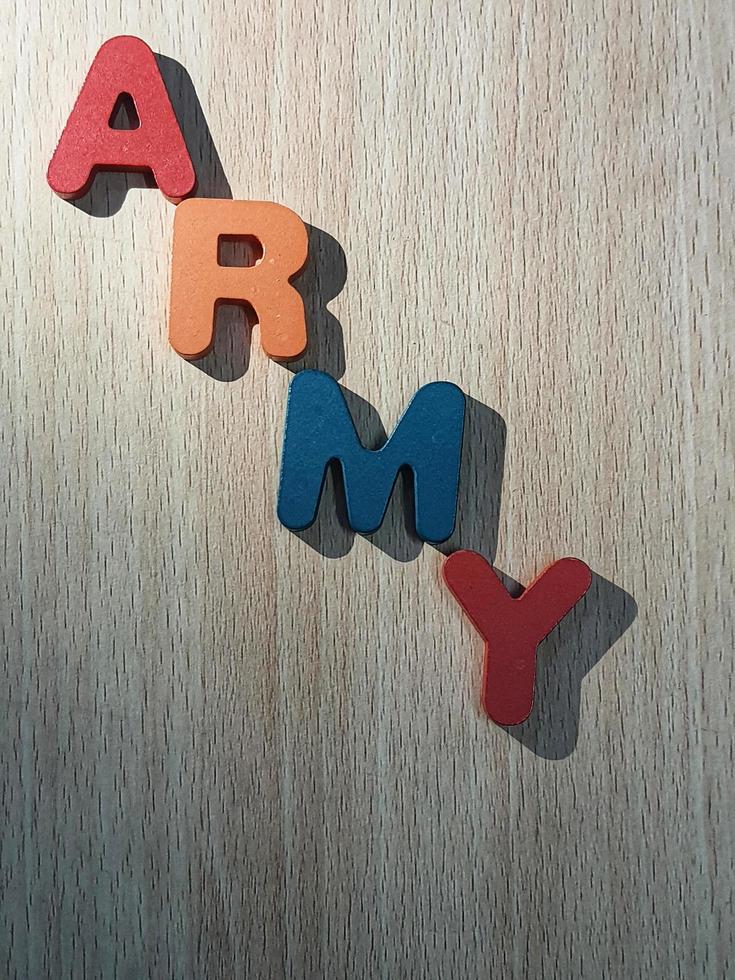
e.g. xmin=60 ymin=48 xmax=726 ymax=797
xmin=2 ymin=2 xmax=733 ymax=977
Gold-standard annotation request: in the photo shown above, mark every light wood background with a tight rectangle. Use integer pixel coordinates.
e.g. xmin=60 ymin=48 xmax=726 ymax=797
xmin=2 ymin=1 xmax=733 ymax=977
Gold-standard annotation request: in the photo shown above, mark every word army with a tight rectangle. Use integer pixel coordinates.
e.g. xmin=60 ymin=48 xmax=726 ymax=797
xmin=47 ymin=35 xmax=593 ymax=727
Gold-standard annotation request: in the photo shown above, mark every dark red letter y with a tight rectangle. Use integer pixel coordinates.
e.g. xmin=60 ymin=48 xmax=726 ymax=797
xmin=443 ymin=551 xmax=592 ymax=725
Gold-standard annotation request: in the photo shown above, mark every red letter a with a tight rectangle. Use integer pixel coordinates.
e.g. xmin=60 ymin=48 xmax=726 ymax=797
xmin=443 ymin=551 xmax=592 ymax=726
xmin=47 ymin=36 xmax=196 ymax=203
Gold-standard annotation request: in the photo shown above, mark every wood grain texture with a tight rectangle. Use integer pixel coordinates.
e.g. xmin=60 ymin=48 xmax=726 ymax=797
xmin=1 ymin=1 xmax=733 ymax=977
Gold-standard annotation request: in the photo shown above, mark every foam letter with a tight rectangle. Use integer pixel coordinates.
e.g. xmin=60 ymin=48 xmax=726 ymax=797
xmin=168 ymin=199 xmax=309 ymax=361
xmin=277 ymin=370 xmax=465 ymax=541
xmin=47 ymin=35 xmax=195 ymax=202
xmin=443 ymin=551 xmax=592 ymax=725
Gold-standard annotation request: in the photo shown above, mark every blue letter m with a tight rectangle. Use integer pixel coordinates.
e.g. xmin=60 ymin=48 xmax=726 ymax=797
xmin=277 ymin=371 xmax=465 ymax=542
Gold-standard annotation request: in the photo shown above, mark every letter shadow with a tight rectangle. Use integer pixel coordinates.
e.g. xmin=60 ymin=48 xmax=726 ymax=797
xmin=291 ymin=394 xmax=506 ymax=565
xmin=496 ymin=571 xmax=637 ymax=759
xmin=431 ymin=397 xmax=507 ymax=564
xmin=286 ymin=225 xmax=347 ymax=381
xmin=191 ymin=224 xmax=347 ymax=382
xmin=68 ymin=52 xmax=231 ymax=217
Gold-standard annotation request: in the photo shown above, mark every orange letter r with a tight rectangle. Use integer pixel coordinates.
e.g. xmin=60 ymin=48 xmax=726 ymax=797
xmin=168 ymin=199 xmax=309 ymax=362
